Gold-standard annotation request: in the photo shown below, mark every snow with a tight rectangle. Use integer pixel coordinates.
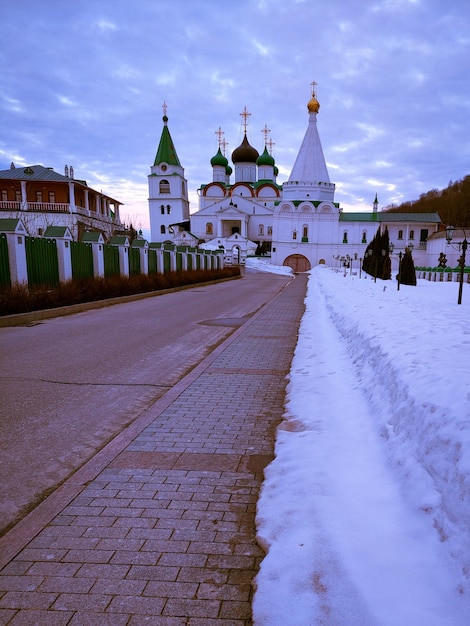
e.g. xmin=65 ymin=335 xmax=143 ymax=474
xmin=251 ymin=263 xmax=470 ymax=625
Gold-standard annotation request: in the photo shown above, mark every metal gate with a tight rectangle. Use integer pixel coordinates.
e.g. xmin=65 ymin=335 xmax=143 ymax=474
xmin=25 ymin=237 xmax=60 ymax=287
xmin=148 ymin=249 xmax=157 ymax=274
xmin=0 ymin=233 xmax=11 ymax=287
xmin=71 ymin=241 xmax=94 ymax=280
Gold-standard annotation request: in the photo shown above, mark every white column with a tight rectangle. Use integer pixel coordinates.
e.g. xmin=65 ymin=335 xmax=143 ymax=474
xmin=20 ymin=181 xmax=27 ymax=210
xmin=55 ymin=239 xmax=73 ymax=282
xmin=84 ymin=189 xmax=90 ymax=213
xmin=68 ymin=182 xmax=76 ymax=212
xmin=6 ymin=232 xmax=28 ymax=284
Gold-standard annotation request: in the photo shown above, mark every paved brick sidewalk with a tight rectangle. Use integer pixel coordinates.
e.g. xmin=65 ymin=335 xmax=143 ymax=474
xmin=0 ymin=274 xmax=307 ymax=625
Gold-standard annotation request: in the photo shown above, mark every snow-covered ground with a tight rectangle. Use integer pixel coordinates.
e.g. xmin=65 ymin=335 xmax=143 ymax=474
xmin=246 ymin=259 xmax=470 ymax=625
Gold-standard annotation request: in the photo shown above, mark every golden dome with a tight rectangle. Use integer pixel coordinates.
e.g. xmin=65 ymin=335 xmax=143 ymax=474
xmin=307 ymin=94 xmax=320 ymax=113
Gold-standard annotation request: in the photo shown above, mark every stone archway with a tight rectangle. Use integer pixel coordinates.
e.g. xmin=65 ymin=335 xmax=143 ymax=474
xmin=283 ymin=254 xmax=311 ymax=273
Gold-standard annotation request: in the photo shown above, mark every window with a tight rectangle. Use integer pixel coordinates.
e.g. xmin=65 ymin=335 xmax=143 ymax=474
xmin=206 ymin=222 xmax=213 ymax=235
xmin=362 ymin=231 xmax=367 ymax=243
xmin=159 ymin=180 xmax=170 ymax=194
xmin=36 ymin=191 xmax=42 ymax=202
xmin=343 ymin=231 xmax=348 ymax=243
xmin=1 ymin=190 xmax=7 ymax=201
xmin=160 ymin=225 xmax=166 ymax=234
xmin=49 ymin=192 xmax=55 ymax=203
xmin=293 ymin=230 xmax=297 ymax=240
xmin=267 ymin=226 xmax=272 ymax=236
xmin=302 ymin=225 xmax=309 ymax=242
xmin=160 ymin=205 xmax=165 ymax=214
xmin=259 ymin=224 xmax=264 ymax=236
xmin=167 ymin=205 xmax=171 ymax=214
xmin=398 ymin=230 xmax=403 ymax=240
xmin=15 ymin=191 xmax=21 ymax=202
xmin=409 ymin=230 xmax=415 ymax=240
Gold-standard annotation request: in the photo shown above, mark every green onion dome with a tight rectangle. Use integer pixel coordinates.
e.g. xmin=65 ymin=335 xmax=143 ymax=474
xmin=210 ymin=147 xmax=228 ymax=167
xmin=256 ymin=146 xmax=275 ymax=167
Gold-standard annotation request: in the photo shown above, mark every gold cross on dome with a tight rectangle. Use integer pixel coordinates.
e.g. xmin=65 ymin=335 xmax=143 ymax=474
xmin=215 ymin=126 xmax=224 ymax=147
xmin=221 ymin=138 xmax=229 ymax=156
xmin=261 ymin=124 xmax=271 ymax=146
xmin=240 ymin=106 xmax=251 ymax=133
xmin=267 ymin=137 xmax=275 ymax=155
xmin=310 ymin=81 xmax=318 ymax=97
xmin=162 ymin=101 xmax=168 ymax=116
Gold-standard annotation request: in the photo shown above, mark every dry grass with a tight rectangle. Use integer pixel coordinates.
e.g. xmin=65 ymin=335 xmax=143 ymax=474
xmin=0 ymin=268 xmax=241 ymax=316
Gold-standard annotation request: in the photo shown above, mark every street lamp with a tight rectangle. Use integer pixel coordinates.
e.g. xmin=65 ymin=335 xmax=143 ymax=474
xmin=445 ymin=225 xmax=468 ymax=305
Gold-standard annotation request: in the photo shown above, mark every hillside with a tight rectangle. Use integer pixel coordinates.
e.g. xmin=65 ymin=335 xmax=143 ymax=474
xmin=383 ymin=175 xmax=470 ymax=227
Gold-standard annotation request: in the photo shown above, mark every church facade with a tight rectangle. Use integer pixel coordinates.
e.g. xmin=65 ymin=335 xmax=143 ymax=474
xmin=149 ymin=89 xmax=441 ymax=271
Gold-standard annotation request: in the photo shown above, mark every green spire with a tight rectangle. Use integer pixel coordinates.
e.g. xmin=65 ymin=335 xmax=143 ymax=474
xmin=154 ymin=115 xmax=181 ymax=166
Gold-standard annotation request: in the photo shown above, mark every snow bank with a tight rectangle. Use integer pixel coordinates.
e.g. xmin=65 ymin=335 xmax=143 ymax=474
xmin=254 ymin=266 xmax=470 ymax=624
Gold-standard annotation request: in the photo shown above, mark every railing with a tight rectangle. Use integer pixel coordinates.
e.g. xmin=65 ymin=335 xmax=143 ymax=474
xmin=0 ymin=201 xmax=118 ymax=223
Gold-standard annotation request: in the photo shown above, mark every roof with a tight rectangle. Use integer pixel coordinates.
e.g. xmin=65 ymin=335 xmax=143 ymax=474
xmin=154 ymin=118 xmax=181 ymax=166
xmin=0 ymin=164 xmax=122 ymax=203
xmin=339 ymin=212 xmax=441 ymax=224
xmin=0 ymin=218 xmax=25 ymax=233
xmin=81 ymin=232 xmax=104 ymax=243
xmin=44 ymin=226 xmax=72 ymax=238
xmin=288 ymin=110 xmax=330 ymax=185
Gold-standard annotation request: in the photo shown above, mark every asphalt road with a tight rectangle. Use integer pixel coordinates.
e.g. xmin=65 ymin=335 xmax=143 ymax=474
xmin=0 ymin=270 xmax=292 ymax=536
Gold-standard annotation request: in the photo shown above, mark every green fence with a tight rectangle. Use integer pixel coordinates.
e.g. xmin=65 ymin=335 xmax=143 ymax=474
xmin=0 ymin=233 xmax=11 ymax=287
xmin=148 ymin=249 xmax=157 ymax=274
xmin=103 ymin=244 xmax=120 ymax=277
xmin=25 ymin=237 xmax=59 ymax=288
xmin=71 ymin=241 xmax=94 ymax=280
xmin=163 ymin=250 xmax=171 ymax=273
xmin=129 ymin=247 xmax=141 ymax=275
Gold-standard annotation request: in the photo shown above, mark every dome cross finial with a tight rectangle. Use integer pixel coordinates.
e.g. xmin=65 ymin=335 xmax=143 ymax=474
xmin=162 ymin=101 xmax=168 ymax=116
xmin=240 ymin=106 xmax=251 ymax=134
xmin=261 ymin=124 xmax=271 ymax=147
xmin=310 ymin=80 xmax=318 ymax=97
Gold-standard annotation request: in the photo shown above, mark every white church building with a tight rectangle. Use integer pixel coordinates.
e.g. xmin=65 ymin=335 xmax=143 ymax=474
xmin=149 ymin=88 xmax=441 ymax=272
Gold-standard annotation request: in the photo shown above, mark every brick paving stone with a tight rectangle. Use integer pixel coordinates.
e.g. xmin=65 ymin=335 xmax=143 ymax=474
xmin=0 ymin=275 xmax=307 ymax=624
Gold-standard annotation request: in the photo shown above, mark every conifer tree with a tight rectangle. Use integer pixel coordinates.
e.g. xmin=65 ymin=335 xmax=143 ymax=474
xmin=398 ymin=248 xmax=417 ymax=286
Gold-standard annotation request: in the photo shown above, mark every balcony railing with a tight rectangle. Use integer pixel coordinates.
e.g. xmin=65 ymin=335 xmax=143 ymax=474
xmin=0 ymin=201 xmax=119 ymax=223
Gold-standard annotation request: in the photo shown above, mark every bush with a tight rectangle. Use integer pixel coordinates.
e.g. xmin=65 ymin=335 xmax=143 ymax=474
xmin=0 ymin=267 xmax=241 ymax=316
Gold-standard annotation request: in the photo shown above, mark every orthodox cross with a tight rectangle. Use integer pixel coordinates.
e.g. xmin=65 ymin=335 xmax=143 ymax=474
xmin=261 ymin=124 xmax=271 ymax=147
xmin=221 ymin=137 xmax=229 ymax=156
xmin=215 ymin=126 xmax=224 ymax=148
xmin=310 ymin=80 xmax=318 ymax=97
xmin=267 ymin=137 xmax=275 ymax=155
xmin=240 ymin=106 xmax=251 ymax=133
xmin=162 ymin=101 xmax=168 ymax=116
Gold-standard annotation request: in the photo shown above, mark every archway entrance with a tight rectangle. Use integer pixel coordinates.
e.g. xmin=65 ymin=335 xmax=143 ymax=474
xmin=283 ymin=254 xmax=311 ymax=273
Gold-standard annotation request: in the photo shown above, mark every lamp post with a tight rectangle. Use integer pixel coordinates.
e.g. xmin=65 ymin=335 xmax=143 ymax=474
xmin=446 ymin=225 xmax=467 ymax=305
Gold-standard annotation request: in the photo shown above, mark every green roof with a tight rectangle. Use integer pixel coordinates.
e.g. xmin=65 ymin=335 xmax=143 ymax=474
xmin=339 ymin=211 xmax=441 ymax=223
xmin=44 ymin=226 xmax=71 ymax=238
xmin=154 ymin=120 xmax=181 ymax=167
xmin=0 ymin=218 xmax=23 ymax=232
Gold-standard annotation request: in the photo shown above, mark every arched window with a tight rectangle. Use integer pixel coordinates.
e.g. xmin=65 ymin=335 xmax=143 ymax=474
xmin=167 ymin=205 xmax=171 ymax=214
xmin=182 ymin=181 xmax=186 ymax=194
xmin=259 ymin=224 xmax=264 ymax=236
xmin=362 ymin=230 xmax=367 ymax=243
xmin=398 ymin=230 xmax=403 ymax=240
xmin=302 ymin=225 xmax=308 ymax=241
xmin=206 ymin=222 xmax=213 ymax=235
xmin=293 ymin=229 xmax=297 ymax=240
xmin=343 ymin=231 xmax=348 ymax=243
xmin=409 ymin=230 xmax=415 ymax=240
xmin=160 ymin=225 xmax=166 ymax=234
xmin=160 ymin=205 xmax=165 ymax=214
xmin=267 ymin=226 xmax=272 ymax=235
xmin=159 ymin=180 xmax=170 ymax=194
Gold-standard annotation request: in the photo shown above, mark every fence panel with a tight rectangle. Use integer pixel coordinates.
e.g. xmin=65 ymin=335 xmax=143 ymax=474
xmin=25 ymin=237 xmax=59 ymax=288
xmin=103 ymin=244 xmax=120 ymax=277
xmin=0 ymin=233 xmax=11 ymax=287
xmin=163 ymin=250 xmax=171 ymax=273
xmin=129 ymin=247 xmax=141 ymax=275
xmin=71 ymin=241 xmax=94 ymax=280
xmin=148 ymin=249 xmax=157 ymax=274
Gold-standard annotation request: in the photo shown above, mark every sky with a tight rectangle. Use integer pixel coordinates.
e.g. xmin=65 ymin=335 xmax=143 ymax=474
xmin=247 ymin=259 xmax=470 ymax=624
xmin=1 ymin=0 xmax=469 ymax=235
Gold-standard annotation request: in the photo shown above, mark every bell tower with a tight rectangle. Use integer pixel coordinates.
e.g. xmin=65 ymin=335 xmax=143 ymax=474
xmin=149 ymin=102 xmax=190 ymax=242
